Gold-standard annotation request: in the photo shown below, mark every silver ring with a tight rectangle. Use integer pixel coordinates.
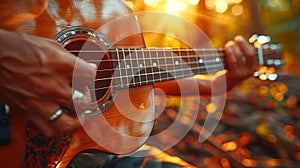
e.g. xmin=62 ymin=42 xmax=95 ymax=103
xmin=49 ymin=108 xmax=63 ymax=121
xmin=72 ymin=90 xmax=84 ymax=100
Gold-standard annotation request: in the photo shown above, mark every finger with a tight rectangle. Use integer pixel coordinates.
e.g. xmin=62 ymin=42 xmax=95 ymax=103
xmin=72 ymin=58 xmax=97 ymax=89
xmin=224 ymin=41 xmax=239 ymax=71
xmin=51 ymin=110 xmax=81 ymax=133
xmin=65 ymin=87 xmax=92 ymax=116
xmin=230 ymin=40 xmax=245 ymax=63
xmin=26 ymin=101 xmax=82 ymax=136
xmin=32 ymin=75 xmax=73 ymax=104
xmin=25 ymin=111 xmax=57 ymax=137
xmin=25 ymin=98 xmax=78 ymax=129
xmin=224 ymin=40 xmax=247 ymax=77
xmin=234 ymin=36 xmax=256 ymax=58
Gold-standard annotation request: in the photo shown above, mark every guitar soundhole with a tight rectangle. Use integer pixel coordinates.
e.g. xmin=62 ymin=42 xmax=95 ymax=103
xmin=64 ymin=39 xmax=113 ymax=102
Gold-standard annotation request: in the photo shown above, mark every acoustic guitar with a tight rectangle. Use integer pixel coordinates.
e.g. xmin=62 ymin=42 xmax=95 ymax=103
xmin=0 ymin=0 xmax=283 ymax=167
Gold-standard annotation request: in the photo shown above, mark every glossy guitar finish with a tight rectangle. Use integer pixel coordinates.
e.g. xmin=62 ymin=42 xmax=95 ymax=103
xmin=0 ymin=0 xmax=283 ymax=167
xmin=0 ymin=0 xmax=153 ymax=167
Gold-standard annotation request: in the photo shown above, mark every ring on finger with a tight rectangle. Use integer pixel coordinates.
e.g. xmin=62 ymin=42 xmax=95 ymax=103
xmin=49 ymin=108 xmax=63 ymax=122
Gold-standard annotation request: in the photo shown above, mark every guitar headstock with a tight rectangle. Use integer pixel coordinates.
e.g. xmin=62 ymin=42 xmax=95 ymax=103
xmin=249 ymin=34 xmax=283 ymax=81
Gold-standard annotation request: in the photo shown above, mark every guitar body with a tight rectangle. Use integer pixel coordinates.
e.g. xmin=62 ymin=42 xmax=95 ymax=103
xmin=0 ymin=0 xmax=155 ymax=167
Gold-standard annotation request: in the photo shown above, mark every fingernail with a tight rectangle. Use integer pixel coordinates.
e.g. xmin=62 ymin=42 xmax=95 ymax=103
xmin=89 ymin=63 xmax=97 ymax=69
xmin=235 ymin=35 xmax=244 ymax=42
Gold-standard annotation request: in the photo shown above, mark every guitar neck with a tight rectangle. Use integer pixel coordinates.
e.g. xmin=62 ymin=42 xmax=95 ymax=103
xmin=108 ymin=48 xmax=227 ymax=89
xmin=76 ymin=45 xmax=282 ymax=90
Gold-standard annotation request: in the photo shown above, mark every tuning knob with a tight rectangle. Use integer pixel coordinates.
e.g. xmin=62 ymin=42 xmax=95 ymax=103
xmin=249 ymin=34 xmax=282 ymax=81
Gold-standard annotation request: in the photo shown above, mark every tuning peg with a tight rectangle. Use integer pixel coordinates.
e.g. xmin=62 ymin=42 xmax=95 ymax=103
xmin=249 ymin=34 xmax=271 ymax=46
xmin=249 ymin=34 xmax=283 ymax=81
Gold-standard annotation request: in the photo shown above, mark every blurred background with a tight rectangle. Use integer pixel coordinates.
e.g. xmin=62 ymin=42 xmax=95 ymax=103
xmin=123 ymin=0 xmax=300 ymax=167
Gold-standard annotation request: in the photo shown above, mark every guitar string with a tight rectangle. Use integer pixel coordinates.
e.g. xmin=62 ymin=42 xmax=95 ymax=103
xmin=74 ymin=50 xmax=279 ymax=63
xmin=69 ymin=47 xmax=226 ymax=53
xmin=68 ymin=47 xmax=280 ymax=58
xmin=93 ymin=63 xmax=223 ymax=82
xmin=89 ymin=63 xmax=225 ymax=91
xmin=92 ymin=57 xmax=225 ymax=78
xmin=89 ymin=57 xmax=225 ymax=69
xmin=71 ymin=48 xmax=280 ymax=66
xmin=92 ymin=59 xmax=224 ymax=74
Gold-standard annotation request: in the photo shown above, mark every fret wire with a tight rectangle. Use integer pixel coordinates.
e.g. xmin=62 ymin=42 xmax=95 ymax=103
xmin=163 ymin=48 xmax=169 ymax=80
xmin=155 ymin=49 xmax=163 ymax=82
xmin=148 ymin=49 xmax=155 ymax=82
xmin=122 ymin=48 xmax=130 ymax=87
xmin=170 ymin=49 xmax=177 ymax=78
xmin=135 ymin=48 xmax=142 ymax=85
xmin=141 ymin=48 xmax=149 ymax=85
xmin=178 ymin=48 xmax=184 ymax=77
xmin=186 ymin=48 xmax=192 ymax=74
xmin=116 ymin=48 xmax=124 ymax=88
xmin=128 ymin=48 xmax=136 ymax=87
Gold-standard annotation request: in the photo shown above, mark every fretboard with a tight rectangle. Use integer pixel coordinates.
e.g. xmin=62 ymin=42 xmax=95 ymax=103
xmin=107 ymin=48 xmax=226 ymax=89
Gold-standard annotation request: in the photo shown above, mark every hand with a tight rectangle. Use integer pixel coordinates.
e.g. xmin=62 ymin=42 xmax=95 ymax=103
xmin=0 ymin=29 xmax=97 ymax=136
xmin=224 ymin=35 xmax=258 ymax=89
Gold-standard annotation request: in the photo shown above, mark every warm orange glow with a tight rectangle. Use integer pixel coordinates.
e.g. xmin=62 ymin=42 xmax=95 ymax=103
xmin=205 ymin=103 xmax=217 ymax=113
xmin=254 ymin=41 xmax=262 ymax=48
xmin=125 ymin=0 xmax=134 ymax=9
xmin=256 ymin=121 xmax=278 ymax=143
xmin=237 ymin=148 xmax=251 ymax=157
xmin=267 ymin=67 xmax=276 ymax=74
xmin=274 ymin=92 xmax=284 ymax=101
xmin=249 ymin=36 xmax=256 ymax=43
xmin=144 ymin=0 xmax=155 ymax=6
xmin=203 ymin=157 xmax=212 ymax=165
xmin=144 ymin=0 xmax=160 ymax=8
xmin=221 ymin=141 xmax=238 ymax=151
xmin=287 ymin=95 xmax=297 ymax=108
xmin=215 ymin=0 xmax=228 ymax=13
xmin=259 ymin=74 xmax=268 ymax=80
xmin=220 ymin=158 xmax=230 ymax=168
xmin=295 ymin=152 xmax=300 ymax=160
xmin=266 ymin=159 xmax=280 ymax=167
xmin=232 ymin=4 xmax=244 ymax=16
xmin=205 ymin=0 xmax=215 ymax=10
xmin=180 ymin=115 xmax=192 ymax=125
xmin=284 ymin=125 xmax=294 ymax=134
xmin=187 ymin=0 xmax=200 ymax=6
xmin=165 ymin=0 xmax=188 ymax=14
xmin=258 ymin=66 xmax=268 ymax=74
xmin=239 ymin=133 xmax=251 ymax=146
xmin=242 ymin=159 xmax=257 ymax=167
xmin=231 ymin=0 xmax=243 ymax=4
xmin=259 ymin=85 xmax=269 ymax=98
xmin=278 ymin=83 xmax=288 ymax=93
